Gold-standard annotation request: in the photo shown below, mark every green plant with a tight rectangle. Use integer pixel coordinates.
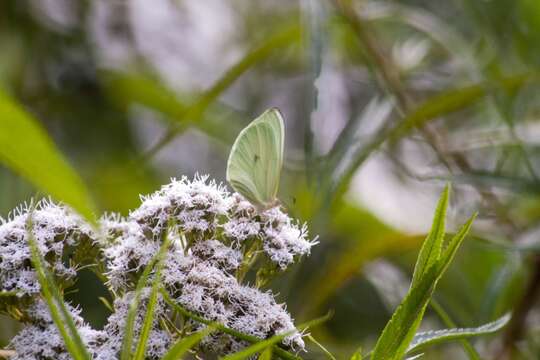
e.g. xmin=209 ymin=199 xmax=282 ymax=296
xmin=0 ymin=112 xmax=509 ymax=360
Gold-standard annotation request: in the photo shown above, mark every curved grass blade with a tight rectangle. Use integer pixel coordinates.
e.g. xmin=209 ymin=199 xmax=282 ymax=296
xmin=258 ymin=348 xmax=273 ymax=360
xmin=221 ymin=314 xmax=331 ymax=360
xmin=132 ymin=235 xmax=171 ymax=360
xmin=307 ymin=334 xmax=337 ymax=360
xmin=160 ymin=288 xmax=324 ymax=360
xmin=26 ymin=213 xmax=91 ymax=360
xmin=407 ymin=313 xmax=511 ymax=354
xmin=120 ymin=236 xmax=170 ymax=360
xmin=161 ymin=326 xmax=216 ymax=360
xmin=160 ymin=288 xmax=301 ymax=360
xmin=0 ymin=90 xmax=95 ymax=220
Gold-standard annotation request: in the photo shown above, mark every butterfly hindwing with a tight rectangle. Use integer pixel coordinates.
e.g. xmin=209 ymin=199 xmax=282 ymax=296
xmin=226 ymin=108 xmax=284 ymax=208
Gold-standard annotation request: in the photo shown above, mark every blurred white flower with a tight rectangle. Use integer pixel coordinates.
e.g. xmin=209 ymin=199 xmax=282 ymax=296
xmin=392 ymin=37 xmax=430 ymax=72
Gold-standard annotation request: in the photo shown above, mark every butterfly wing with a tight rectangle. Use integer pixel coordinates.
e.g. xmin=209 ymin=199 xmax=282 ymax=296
xmin=226 ymin=108 xmax=284 ymax=208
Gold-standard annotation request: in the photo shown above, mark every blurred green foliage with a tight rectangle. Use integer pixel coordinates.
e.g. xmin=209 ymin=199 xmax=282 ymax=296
xmin=2 ymin=0 xmax=540 ymax=358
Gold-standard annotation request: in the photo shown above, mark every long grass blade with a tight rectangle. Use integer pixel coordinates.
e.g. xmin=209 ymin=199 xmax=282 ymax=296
xmin=120 ymin=236 xmax=170 ymax=360
xmin=161 ymin=326 xmax=216 ymax=360
xmin=221 ymin=314 xmax=331 ymax=360
xmin=26 ymin=213 xmax=91 ymax=360
xmin=132 ymin=235 xmax=171 ymax=360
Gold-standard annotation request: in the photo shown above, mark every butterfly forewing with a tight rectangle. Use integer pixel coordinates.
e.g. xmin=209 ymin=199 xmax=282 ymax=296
xmin=226 ymin=108 xmax=284 ymax=208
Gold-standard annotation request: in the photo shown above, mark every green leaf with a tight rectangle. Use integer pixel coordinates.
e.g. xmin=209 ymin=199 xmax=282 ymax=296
xmin=27 ymin=211 xmax=92 ymax=360
xmin=132 ymin=235 xmax=171 ymax=360
xmin=429 ymin=299 xmax=481 ymax=360
xmin=307 ymin=334 xmax=337 ymax=360
xmin=411 ymin=185 xmax=449 ymax=287
xmin=258 ymin=348 xmax=273 ymax=360
xmin=350 ymin=347 xmax=363 ymax=360
xmin=221 ymin=314 xmax=330 ymax=360
xmin=120 ymin=236 xmax=170 ymax=360
xmin=161 ymin=326 xmax=216 ymax=360
xmin=0 ymin=90 xmax=95 ymax=220
xmin=160 ymin=289 xmax=301 ymax=360
xmin=220 ymin=330 xmax=294 ymax=360
xmin=437 ymin=213 xmax=477 ymax=276
xmin=371 ymin=188 xmax=476 ymax=360
xmin=371 ymin=265 xmax=440 ymax=360
xmin=406 ymin=313 xmax=511 ymax=354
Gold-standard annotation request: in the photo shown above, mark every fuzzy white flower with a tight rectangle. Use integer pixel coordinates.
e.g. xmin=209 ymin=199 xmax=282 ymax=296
xmin=96 ymin=289 xmax=173 ymax=360
xmin=0 ymin=200 xmax=94 ymax=296
xmin=259 ymin=207 xmax=316 ymax=269
xmin=8 ymin=300 xmax=104 ymax=360
xmin=130 ymin=175 xmax=229 ymax=239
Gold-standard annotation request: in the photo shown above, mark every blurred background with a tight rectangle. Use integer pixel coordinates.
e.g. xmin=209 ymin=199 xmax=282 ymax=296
xmin=1 ymin=0 xmax=540 ymax=358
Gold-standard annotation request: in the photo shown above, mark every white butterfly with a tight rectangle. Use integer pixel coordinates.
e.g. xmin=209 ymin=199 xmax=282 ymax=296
xmin=226 ymin=108 xmax=284 ymax=210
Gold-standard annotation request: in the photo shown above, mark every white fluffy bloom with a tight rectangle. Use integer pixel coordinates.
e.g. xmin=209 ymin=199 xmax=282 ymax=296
xmin=163 ymin=251 xmax=305 ymax=352
xmin=102 ymin=218 xmax=160 ymax=290
xmin=130 ymin=175 xmax=229 ymax=239
xmin=96 ymin=289 xmax=173 ymax=360
xmin=191 ymin=239 xmax=242 ymax=272
xmin=2 ymin=176 xmax=315 ymax=358
xmin=8 ymin=300 xmax=104 ymax=360
xmin=0 ymin=199 xmax=94 ymax=296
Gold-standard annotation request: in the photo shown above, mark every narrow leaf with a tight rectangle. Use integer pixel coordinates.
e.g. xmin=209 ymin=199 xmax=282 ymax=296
xmin=350 ymin=347 xmax=363 ymax=360
xmin=161 ymin=326 xmax=216 ymax=360
xmin=372 ymin=189 xmax=477 ymax=360
xmin=437 ymin=213 xmax=477 ymax=276
xmin=407 ymin=313 xmax=511 ymax=354
xmin=429 ymin=299 xmax=481 ymax=360
xmin=27 ymin=215 xmax=91 ymax=360
xmin=0 ymin=90 xmax=95 ymax=220
xmin=307 ymin=334 xmax=337 ymax=360
xmin=120 ymin=237 xmax=170 ymax=360
xmin=258 ymin=348 xmax=273 ymax=360
xmin=371 ymin=265 xmax=440 ymax=360
xmin=160 ymin=289 xmax=301 ymax=360
xmin=133 ymin=235 xmax=170 ymax=360
xmin=221 ymin=314 xmax=329 ymax=360
xmin=220 ymin=331 xmax=295 ymax=360
xmin=411 ymin=185 xmax=449 ymax=287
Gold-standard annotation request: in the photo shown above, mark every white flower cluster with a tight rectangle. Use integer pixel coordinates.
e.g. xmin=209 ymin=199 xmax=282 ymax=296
xmin=130 ymin=175 xmax=229 ymax=239
xmin=104 ymin=176 xmax=316 ymax=288
xmin=94 ymin=289 xmax=173 ymax=360
xmin=9 ymin=300 xmax=103 ymax=360
xmin=160 ymin=245 xmax=305 ymax=352
xmin=1 ymin=175 xmax=316 ymax=358
xmin=0 ymin=199 xmax=93 ymax=297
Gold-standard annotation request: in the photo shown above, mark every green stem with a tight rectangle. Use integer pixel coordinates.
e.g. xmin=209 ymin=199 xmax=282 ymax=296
xmin=160 ymin=288 xmax=302 ymax=360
